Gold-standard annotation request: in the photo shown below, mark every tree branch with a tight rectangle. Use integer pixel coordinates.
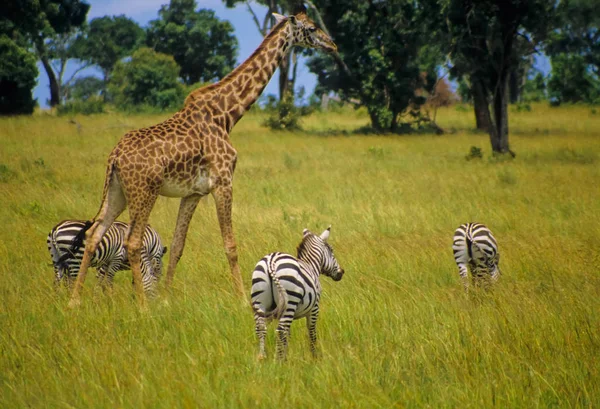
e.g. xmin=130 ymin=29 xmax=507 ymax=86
xmin=245 ymin=0 xmax=266 ymax=36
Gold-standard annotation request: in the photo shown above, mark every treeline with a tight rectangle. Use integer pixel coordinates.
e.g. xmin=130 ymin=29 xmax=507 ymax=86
xmin=0 ymin=0 xmax=237 ymax=115
xmin=1 ymin=0 xmax=599 ymax=153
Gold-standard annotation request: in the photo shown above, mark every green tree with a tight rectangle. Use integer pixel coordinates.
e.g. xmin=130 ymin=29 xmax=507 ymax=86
xmin=307 ymin=0 xmax=440 ymax=132
xmin=0 ymin=0 xmax=90 ymax=107
xmin=423 ymin=0 xmax=558 ymax=155
xmin=64 ymin=75 xmax=104 ymax=101
xmin=0 ymin=36 xmax=38 ymax=114
xmin=546 ymin=0 xmax=600 ymax=104
xmin=108 ymin=47 xmax=185 ymax=110
xmin=146 ymin=0 xmax=238 ymax=85
xmin=73 ymin=16 xmax=144 ymax=97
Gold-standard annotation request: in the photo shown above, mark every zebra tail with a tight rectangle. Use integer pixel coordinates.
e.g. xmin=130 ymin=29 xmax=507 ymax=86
xmin=252 ymin=257 xmax=289 ymax=320
xmin=269 ymin=273 xmax=288 ymax=320
xmin=70 ymin=220 xmax=94 ymax=254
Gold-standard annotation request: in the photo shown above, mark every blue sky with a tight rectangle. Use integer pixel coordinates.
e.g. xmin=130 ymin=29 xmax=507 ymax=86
xmin=33 ymin=0 xmax=550 ymax=107
xmin=34 ymin=0 xmax=318 ymax=107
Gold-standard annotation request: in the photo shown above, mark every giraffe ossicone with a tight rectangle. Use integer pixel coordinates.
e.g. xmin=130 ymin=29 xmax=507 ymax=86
xmin=68 ymin=10 xmax=338 ymax=308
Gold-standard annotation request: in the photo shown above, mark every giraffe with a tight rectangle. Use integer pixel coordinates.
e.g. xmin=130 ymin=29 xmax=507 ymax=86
xmin=68 ymin=9 xmax=337 ymax=307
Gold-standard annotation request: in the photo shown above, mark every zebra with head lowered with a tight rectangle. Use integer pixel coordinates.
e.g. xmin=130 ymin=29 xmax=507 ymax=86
xmin=452 ymin=222 xmax=500 ymax=291
xmin=47 ymin=220 xmax=167 ymax=293
xmin=251 ymin=226 xmax=344 ymax=361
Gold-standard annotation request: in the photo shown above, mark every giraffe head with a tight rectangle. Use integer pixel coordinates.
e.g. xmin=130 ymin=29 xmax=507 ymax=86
xmin=273 ymin=10 xmax=337 ymax=53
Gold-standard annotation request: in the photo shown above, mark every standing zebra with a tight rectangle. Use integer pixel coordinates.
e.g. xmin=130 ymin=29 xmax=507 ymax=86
xmin=452 ymin=222 xmax=500 ymax=291
xmin=251 ymin=226 xmax=344 ymax=361
xmin=47 ymin=220 xmax=167 ymax=293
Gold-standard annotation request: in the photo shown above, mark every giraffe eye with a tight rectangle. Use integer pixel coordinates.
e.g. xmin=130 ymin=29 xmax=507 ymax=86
xmin=309 ymin=27 xmax=317 ymax=32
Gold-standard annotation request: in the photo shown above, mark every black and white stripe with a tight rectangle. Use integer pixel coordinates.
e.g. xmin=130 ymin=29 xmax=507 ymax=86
xmin=452 ymin=222 xmax=500 ymax=291
xmin=251 ymin=226 xmax=344 ymax=360
xmin=47 ymin=220 xmax=167 ymax=293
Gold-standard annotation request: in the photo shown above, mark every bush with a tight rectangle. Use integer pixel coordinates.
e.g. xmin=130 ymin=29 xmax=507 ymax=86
xmin=109 ymin=47 xmax=185 ymax=111
xmin=57 ymin=97 xmax=104 ymax=116
xmin=263 ymin=92 xmax=303 ymax=131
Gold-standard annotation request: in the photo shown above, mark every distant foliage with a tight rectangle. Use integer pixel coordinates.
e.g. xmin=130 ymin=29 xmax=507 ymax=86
xmin=0 ymin=36 xmax=38 ymax=115
xmin=548 ymin=54 xmax=600 ymax=105
xmin=108 ymin=47 xmax=185 ymax=110
xmin=64 ymin=76 xmax=104 ymax=101
xmin=56 ymin=96 xmax=104 ymax=116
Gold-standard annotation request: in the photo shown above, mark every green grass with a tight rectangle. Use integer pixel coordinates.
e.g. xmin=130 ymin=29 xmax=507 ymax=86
xmin=1 ymin=103 xmax=599 ymax=408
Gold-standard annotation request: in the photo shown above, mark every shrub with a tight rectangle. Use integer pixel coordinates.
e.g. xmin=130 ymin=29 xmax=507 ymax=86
xmin=57 ymin=96 xmax=104 ymax=116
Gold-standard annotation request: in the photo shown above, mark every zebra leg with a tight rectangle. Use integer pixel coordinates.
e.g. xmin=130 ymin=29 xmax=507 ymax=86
xmin=457 ymin=264 xmax=469 ymax=293
xmin=307 ymin=309 xmax=320 ymax=358
xmin=276 ymin=304 xmax=297 ymax=361
xmin=254 ymin=313 xmax=267 ymax=360
xmin=212 ymin=184 xmax=245 ymax=297
xmin=165 ymin=194 xmax=203 ymax=289
xmin=69 ymin=171 xmax=126 ymax=308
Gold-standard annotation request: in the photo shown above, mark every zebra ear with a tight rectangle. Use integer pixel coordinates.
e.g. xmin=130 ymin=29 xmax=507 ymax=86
xmin=272 ymin=13 xmax=287 ymax=25
xmin=303 ymin=228 xmax=310 ymax=237
xmin=320 ymin=226 xmax=331 ymax=241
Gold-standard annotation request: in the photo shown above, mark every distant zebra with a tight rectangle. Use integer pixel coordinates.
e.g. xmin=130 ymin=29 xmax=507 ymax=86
xmin=47 ymin=220 xmax=167 ymax=293
xmin=452 ymin=222 xmax=500 ymax=291
xmin=251 ymin=226 xmax=344 ymax=360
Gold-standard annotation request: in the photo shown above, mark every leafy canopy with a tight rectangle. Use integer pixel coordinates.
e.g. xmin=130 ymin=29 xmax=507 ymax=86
xmin=308 ymin=0 xmax=440 ymax=132
xmin=146 ymin=0 xmax=238 ymax=85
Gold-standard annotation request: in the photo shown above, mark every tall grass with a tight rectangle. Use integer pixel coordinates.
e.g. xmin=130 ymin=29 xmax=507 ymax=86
xmin=0 ymin=104 xmax=599 ymax=408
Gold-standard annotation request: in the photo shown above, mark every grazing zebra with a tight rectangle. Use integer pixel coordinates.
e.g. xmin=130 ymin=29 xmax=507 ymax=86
xmin=251 ymin=226 xmax=344 ymax=360
xmin=47 ymin=220 xmax=167 ymax=293
xmin=452 ymin=222 xmax=500 ymax=291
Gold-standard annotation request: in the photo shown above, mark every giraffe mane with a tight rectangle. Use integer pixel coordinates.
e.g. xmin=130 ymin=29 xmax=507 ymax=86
xmin=184 ymin=17 xmax=290 ymax=106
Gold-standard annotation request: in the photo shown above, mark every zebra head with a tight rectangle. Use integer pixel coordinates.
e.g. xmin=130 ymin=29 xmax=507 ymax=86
xmin=300 ymin=226 xmax=344 ymax=281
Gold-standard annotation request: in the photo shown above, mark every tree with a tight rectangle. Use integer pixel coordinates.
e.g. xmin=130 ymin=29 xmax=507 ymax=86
xmin=73 ymin=16 xmax=144 ymax=97
xmin=0 ymin=0 xmax=90 ymax=107
xmin=222 ymin=0 xmax=302 ymax=99
xmin=64 ymin=75 xmax=104 ymax=101
xmin=546 ymin=0 xmax=600 ymax=104
xmin=0 ymin=36 xmax=38 ymax=114
xmin=108 ymin=47 xmax=185 ymax=110
xmin=146 ymin=0 xmax=238 ymax=85
xmin=307 ymin=0 xmax=440 ymax=132
xmin=423 ymin=0 xmax=558 ymax=155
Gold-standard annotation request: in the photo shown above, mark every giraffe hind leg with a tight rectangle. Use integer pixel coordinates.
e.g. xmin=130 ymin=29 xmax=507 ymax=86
xmin=69 ymin=169 xmax=126 ymax=307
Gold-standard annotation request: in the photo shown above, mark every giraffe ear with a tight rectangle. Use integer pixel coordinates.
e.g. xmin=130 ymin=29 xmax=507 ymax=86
xmin=272 ymin=13 xmax=287 ymax=25
xmin=320 ymin=226 xmax=331 ymax=241
xmin=303 ymin=228 xmax=310 ymax=237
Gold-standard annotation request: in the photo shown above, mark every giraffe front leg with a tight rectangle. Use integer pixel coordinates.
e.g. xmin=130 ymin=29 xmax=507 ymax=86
xmin=306 ymin=309 xmax=320 ymax=358
xmin=212 ymin=184 xmax=245 ymax=297
xmin=165 ymin=194 xmax=203 ymax=289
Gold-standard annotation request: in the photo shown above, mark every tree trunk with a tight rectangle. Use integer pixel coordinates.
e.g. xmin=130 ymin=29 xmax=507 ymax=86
xmin=472 ymin=79 xmax=492 ymax=132
xmin=490 ymin=71 xmax=514 ymax=156
xmin=40 ymin=55 xmax=60 ymax=107
xmin=509 ymin=68 xmax=520 ymax=104
xmin=279 ymin=53 xmax=291 ymax=100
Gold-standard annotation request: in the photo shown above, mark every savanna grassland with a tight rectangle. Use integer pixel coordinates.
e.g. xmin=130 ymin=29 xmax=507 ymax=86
xmin=0 ymin=104 xmax=599 ymax=408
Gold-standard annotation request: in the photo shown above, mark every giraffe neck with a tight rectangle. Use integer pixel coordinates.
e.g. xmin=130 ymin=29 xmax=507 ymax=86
xmin=185 ymin=20 xmax=294 ymax=131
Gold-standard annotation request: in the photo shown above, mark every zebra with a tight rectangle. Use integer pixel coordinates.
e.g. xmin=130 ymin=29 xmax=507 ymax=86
xmin=452 ymin=222 xmax=500 ymax=291
xmin=47 ymin=220 xmax=167 ymax=293
xmin=250 ymin=226 xmax=344 ymax=360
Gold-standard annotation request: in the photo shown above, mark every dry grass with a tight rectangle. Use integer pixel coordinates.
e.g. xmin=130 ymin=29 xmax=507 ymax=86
xmin=0 ymin=103 xmax=599 ymax=408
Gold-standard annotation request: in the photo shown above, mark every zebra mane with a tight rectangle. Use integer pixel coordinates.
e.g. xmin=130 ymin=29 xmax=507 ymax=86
xmin=297 ymin=233 xmax=330 ymax=260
